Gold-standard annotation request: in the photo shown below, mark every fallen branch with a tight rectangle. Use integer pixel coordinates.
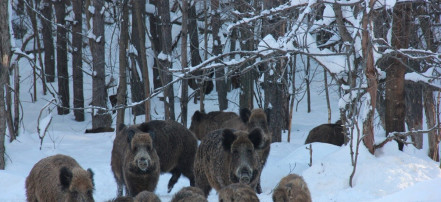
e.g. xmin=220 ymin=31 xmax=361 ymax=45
xmin=37 ymin=99 xmax=55 ymax=150
xmin=375 ymin=126 xmax=441 ymax=149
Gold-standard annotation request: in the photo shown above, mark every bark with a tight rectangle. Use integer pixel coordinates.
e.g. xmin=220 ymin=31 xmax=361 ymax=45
xmin=116 ymin=0 xmax=129 ymax=127
xmin=72 ymin=0 xmax=84 ymax=121
xmin=158 ymin=0 xmax=175 ymax=120
xmin=424 ymin=89 xmax=439 ymax=161
xmin=148 ymin=0 xmax=163 ymax=89
xmin=385 ymin=2 xmax=412 ymax=151
xmin=211 ymin=0 xmax=228 ymax=110
xmin=133 ymin=0 xmax=151 ymax=122
xmin=187 ymin=3 xmax=200 ymax=90
xmin=54 ymin=0 xmax=70 ymax=115
xmin=262 ymin=0 xmax=289 ymax=142
xmin=91 ymin=0 xmax=112 ymax=129
xmin=405 ymin=81 xmax=423 ymax=149
xmin=0 ymin=0 xmax=11 ymax=169
xmin=361 ymin=0 xmax=377 ymax=154
xmin=306 ymin=56 xmax=311 ymax=113
xmin=41 ymin=0 xmax=55 ymax=83
xmin=180 ymin=0 xmax=189 ymax=126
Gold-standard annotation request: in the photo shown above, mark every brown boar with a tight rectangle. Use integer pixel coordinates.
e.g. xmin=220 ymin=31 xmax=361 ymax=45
xmin=170 ymin=186 xmax=207 ymax=202
xmin=134 ymin=190 xmax=161 ymax=202
xmin=240 ymin=108 xmax=272 ymax=194
xmin=25 ymin=154 xmax=95 ymax=202
xmin=136 ymin=120 xmax=198 ymax=193
xmin=111 ymin=124 xmax=160 ymax=197
xmin=189 ymin=110 xmax=247 ymax=140
xmin=218 ymin=183 xmax=259 ymax=202
xmin=304 ymin=120 xmax=345 ymax=146
xmin=194 ymin=128 xmax=265 ymax=197
xmin=107 ymin=191 xmax=160 ymax=202
xmin=272 ymin=174 xmax=312 ymax=202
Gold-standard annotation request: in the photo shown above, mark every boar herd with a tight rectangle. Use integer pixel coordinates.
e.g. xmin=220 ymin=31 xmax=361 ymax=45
xmin=25 ymin=107 xmax=345 ymax=202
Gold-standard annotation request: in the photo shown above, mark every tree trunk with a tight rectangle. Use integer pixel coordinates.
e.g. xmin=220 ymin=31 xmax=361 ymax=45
xmin=361 ymin=0 xmax=377 ymax=154
xmin=385 ymin=2 xmax=411 ymax=151
xmin=180 ymin=0 xmax=189 ymax=126
xmin=211 ymin=0 xmax=228 ymax=110
xmin=41 ymin=0 xmax=55 ymax=83
xmin=91 ymin=0 xmax=112 ymax=129
xmin=116 ymin=0 xmax=129 ymax=127
xmin=54 ymin=0 xmax=70 ymax=115
xmin=306 ymin=56 xmax=311 ymax=113
xmin=72 ymin=0 xmax=84 ymax=121
xmin=148 ymin=0 xmax=163 ymax=89
xmin=0 ymin=0 xmax=11 ymax=169
xmin=424 ymin=89 xmax=439 ymax=161
xmin=262 ymin=0 xmax=289 ymax=142
xmin=158 ymin=0 xmax=175 ymax=120
xmin=128 ymin=4 xmax=145 ymax=116
xmin=133 ymin=0 xmax=151 ymax=122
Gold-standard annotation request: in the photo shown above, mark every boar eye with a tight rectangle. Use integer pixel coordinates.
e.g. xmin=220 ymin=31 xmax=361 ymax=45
xmin=247 ymin=149 xmax=253 ymax=154
xmin=232 ymin=149 xmax=239 ymax=154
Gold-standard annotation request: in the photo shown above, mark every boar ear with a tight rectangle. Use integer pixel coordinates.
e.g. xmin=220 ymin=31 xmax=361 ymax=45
xmin=240 ymin=108 xmax=251 ymax=123
xmin=192 ymin=110 xmax=203 ymax=122
xmin=248 ymin=128 xmax=264 ymax=149
xmin=222 ymin=129 xmax=237 ymax=151
xmin=264 ymin=108 xmax=271 ymax=123
xmin=117 ymin=123 xmax=126 ymax=132
xmin=127 ymin=129 xmax=135 ymax=144
xmin=137 ymin=122 xmax=151 ymax=133
xmin=60 ymin=167 xmax=73 ymax=190
xmin=87 ymin=168 xmax=95 ymax=187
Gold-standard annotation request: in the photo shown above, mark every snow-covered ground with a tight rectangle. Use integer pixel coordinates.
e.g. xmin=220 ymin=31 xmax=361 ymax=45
xmin=1 ymin=68 xmax=441 ymax=202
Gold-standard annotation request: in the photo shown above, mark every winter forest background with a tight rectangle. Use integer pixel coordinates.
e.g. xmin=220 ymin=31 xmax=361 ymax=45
xmin=1 ymin=0 xmax=441 ymax=201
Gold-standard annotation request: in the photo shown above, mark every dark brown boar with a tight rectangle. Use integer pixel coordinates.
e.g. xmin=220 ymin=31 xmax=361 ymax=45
xmin=272 ymin=174 xmax=312 ymax=202
xmin=136 ymin=120 xmax=198 ymax=193
xmin=25 ymin=154 xmax=95 ymax=202
xmin=304 ymin=120 xmax=345 ymax=146
xmin=194 ymin=128 xmax=265 ymax=197
xmin=111 ymin=125 xmax=160 ymax=197
xmin=189 ymin=110 xmax=247 ymax=140
xmin=240 ymin=108 xmax=271 ymax=194
xmin=170 ymin=186 xmax=207 ymax=202
xmin=218 ymin=183 xmax=259 ymax=202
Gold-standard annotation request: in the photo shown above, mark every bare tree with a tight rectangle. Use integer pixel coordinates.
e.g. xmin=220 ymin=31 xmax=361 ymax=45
xmin=54 ymin=0 xmax=69 ymax=115
xmin=91 ymin=0 xmax=112 ymax=129
xmin=133 ymin=0 xmax=151 ymax=122
xmin=0 ymin=0 xmax=11 ymax=169
xmin=72 ymin=0 xmax=84 ymax=121
xmin=385 ymin=2 xmax=412 ymax=151
xmin=41 ymin=0 xmax=55 ymax=82
xmin=181 ymin=0 xmax=189 ymax=125
xmin=116 ymin=0 xmax=129 ymax=127
xmin=211 ymin=0 xmax=228 ymax=110
xmin=158 ymin=0 xmax=175 ymax=120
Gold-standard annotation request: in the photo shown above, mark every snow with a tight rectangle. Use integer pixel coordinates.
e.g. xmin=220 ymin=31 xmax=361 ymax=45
xmin=88 ymin=6 xmax=95 ymax=14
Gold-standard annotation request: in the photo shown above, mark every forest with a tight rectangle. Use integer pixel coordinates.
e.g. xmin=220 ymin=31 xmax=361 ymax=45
xmin=0 ymin=0 xmax=441 ymax=201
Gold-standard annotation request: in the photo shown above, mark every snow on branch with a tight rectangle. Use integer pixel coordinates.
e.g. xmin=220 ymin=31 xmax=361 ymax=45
xmin=375 ymin=126 xmax=441 ymax=149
